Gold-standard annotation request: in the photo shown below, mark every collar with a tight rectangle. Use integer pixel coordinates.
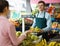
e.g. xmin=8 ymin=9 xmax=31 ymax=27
xmin=39 ymin=11 xmax=45 ymax=14
xmin=0 ymin=16 xmax=7 ymax=20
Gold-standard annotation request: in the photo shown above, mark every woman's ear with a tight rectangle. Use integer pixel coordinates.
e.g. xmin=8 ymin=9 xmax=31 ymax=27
xmin=3 ymin=7 xmax=9 ymax=15
xmin=3 ymin=7 xmax=7 ymax=12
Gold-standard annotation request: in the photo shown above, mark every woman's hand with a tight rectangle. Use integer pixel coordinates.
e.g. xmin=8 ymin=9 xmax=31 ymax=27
xmin=21 ymin=30 xmax=32 ymax=37
xmin=25 ymin=30 xmax=32 ymax=34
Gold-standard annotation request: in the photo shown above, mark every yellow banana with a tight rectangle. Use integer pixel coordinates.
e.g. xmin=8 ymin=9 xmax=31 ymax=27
xmin=48 ymin=42 xmax=56 ymax=46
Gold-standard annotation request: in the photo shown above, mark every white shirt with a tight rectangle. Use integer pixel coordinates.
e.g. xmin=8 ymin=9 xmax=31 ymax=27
xmin=32 ymin=11 xmax=52 ymax=31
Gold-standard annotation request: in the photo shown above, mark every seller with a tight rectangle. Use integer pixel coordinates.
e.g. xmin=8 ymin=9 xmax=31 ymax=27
xmin=32 ymin=1 xmax=51 ymax=41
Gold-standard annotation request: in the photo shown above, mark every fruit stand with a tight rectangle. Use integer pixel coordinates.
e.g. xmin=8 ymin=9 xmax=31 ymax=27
xmin=9 ymin=11 xmax=60 ymax=46
xmin=8 ymin=0 xmax=60 ymax=46
xmin=16 ymin=31 xmax=60 ymax=46
xmin=16 ymin=17 xmax=60 ymax=46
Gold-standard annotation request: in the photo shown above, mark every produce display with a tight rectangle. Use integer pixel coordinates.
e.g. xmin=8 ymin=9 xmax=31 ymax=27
xmin=16 ymin=31 xmax=60 ymax=46
xmin=16 ymin=31 xmax=39 ymax=46
xmin=20 ymin=34 xmax=38 ymax=46
xmin=47 ymin=6 xmax=55 ymax=16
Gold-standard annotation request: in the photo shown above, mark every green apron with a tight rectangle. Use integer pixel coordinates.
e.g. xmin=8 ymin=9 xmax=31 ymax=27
xmin=35 ymin=12 xmax=47 ymax=29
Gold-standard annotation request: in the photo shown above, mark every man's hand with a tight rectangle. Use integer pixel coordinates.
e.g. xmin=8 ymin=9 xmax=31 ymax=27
xmin=40 ymin=29 xmax=44 ymax=33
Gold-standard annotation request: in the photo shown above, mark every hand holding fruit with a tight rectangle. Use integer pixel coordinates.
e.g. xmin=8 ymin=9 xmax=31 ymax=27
xmin=30 ymin=27 xmax=35 ymax=32
xmin=39 ymin=29 xmax=44 ymax=33
xmin=25 ymin=30 xmax=32 ymax=34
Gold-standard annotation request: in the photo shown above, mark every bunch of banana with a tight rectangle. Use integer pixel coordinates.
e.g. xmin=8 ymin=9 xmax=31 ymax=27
xmin=30 ymin=26 xmax=41 ymax=32
xmin=48 ymin=42 xmax=60 ymax=46
xmin=55 ymin=43 xmax=60 ymax=46
xmin=35 ymin=26 xmax=41 ymax=32
xmin=35 ymin=41 xmax=43 ymax=46
xmin=19 ymin=33 xmax=39 ymax=46
xmin=43 ymin=39 xmax=47 ymax=46
xmin=48 ymin=42 xmax=57 ymax=46
xmin=35 ymin=39 xmax=47 ymax=46
xmin=31 ymin=34 xmax=39 ymax=41
xmin=16 ymin=31 xmax=22 ymax=37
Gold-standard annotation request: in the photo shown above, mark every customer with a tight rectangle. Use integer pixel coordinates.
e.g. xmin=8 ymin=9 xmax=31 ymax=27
xmin=0 ymin=0 xmax=30 ymax=46
xmin=32 ymin=1 xmax=51 ymax=41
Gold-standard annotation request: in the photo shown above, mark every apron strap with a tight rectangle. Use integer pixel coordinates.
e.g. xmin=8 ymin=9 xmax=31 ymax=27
xmin=44 ymin=12 xmax=45 ymax=18
xmin=35 ymin=11 xmax=46 ymax=18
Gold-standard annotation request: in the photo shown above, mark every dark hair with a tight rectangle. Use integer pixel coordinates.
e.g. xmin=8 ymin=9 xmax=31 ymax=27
xmin=0 ymin=0 xmax=9 ymax=13
xmin=38 ymin=1 xmax=45 ymax=6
